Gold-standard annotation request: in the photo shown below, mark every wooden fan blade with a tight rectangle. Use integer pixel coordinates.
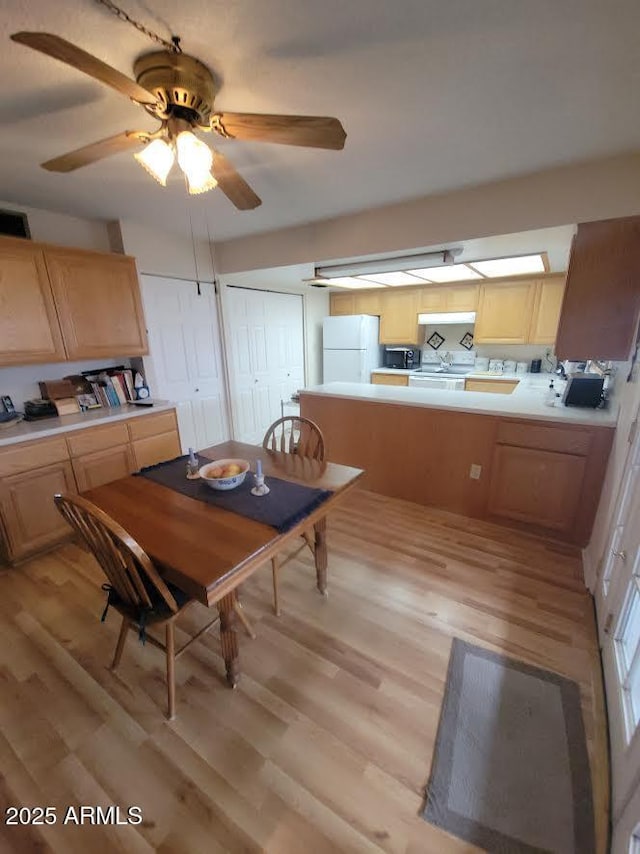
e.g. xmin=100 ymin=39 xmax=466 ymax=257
xmin=11 ymin=32 xmax=158 ymax=105
xmin=212 ymin=152 xmax=262 ymax=210
xmin=211 ymin=113 xmax=346 ymax=150
xmin=42 ymin=131 xmax=146 ymax=172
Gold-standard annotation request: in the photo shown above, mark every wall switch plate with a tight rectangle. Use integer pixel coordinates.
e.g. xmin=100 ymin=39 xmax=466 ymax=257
xmin=469 ymin=464 xmax=482 ymax=480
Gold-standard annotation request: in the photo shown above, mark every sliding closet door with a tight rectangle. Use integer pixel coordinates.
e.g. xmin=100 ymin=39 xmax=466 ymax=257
xmin=140 ymin=275 xmax=230 ymax=452
xmin=224 ymin=287 xmax=304 ymax=444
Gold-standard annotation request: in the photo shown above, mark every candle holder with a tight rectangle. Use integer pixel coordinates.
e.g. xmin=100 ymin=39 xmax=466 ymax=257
xmin=251 ymin=473 xmax=270 ymax=496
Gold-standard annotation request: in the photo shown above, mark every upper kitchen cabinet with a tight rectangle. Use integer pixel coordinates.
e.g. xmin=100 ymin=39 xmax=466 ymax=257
xmin=528 ymin=276 xmax=565 ymax=344
xmin=555 ymin=216 xmax=640 ymax=361
xmin=44 ymin=248 xmax=149 ymax=360
xmin=379 ymin=289 xmax=420 ymax=344
xmin=474 ymin=280 xmax=537 ymax=344
xmin=354 ymin=290 xmax=383 ymax=315
xmin=418 ymin=284 xmax=478 ymax=313
xmin=0 ymin=237 xmax=66 ymax=366
xmin=330 ymin=292 xmax=355 ymax=315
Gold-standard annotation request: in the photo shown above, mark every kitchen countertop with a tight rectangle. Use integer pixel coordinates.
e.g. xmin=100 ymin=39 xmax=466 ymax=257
xmin=301 ymin=376 xmax=617 ymax=427
xmin=0 ymin=401 xmax=177 ymax=448
xmin=371 ymin=367 xmax=525 ymax=380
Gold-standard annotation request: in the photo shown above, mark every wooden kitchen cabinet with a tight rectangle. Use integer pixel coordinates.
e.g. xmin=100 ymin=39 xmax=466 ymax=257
xmin=44 ymin=247 xmax=148 ymax=360
xmin=488 ymin=445 xmax=585 ymax=533
xmin=555 ymin=216 xmax=640 ymax=360
xmin=465 ymin=378 xmax=518 ymax=394
xmin=354 ymin=291 xmax=382 ymax=315
xmin=379 ymin=289 xmax=419 ymax=344
xmin=371 ymin=373 xmax=409 ymax=386
xmin=0 ymin=460 xmax=77 ymax=561
xmin=330 ymin=292 xmax=355 ymax=315
xmin=474 ymin=280 xmax=537 ymax=344
xmin=0 ymin=237 xmax=67 ymax=366
xmin=0 ymin=409 xmax=180 ymax=564
xmin=529 ymin=276 xmax=565 ymax=344
xmin=418 ymin=284 xmax=478 ymax=313
xmin=72 ymin=444 xmax=135 ymax=492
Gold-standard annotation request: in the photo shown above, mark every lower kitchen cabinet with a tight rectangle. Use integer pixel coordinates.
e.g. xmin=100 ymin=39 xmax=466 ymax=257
xmin=0 ymin=460 xmax=77 ymax=562
xmin=72 ymin=444 xmax=136 ymax=492
xmin=465 ymin=378 xmax=519 ymax=394
xmin=488 ymin=445 xmax=585 ymax=533
xmin=0 ymin=408 xmax=180 ymax=564
xmin=132 ymin=431 xmax=181 ymax=469
xmin=371 ymin=373 xmax=409 ymax=386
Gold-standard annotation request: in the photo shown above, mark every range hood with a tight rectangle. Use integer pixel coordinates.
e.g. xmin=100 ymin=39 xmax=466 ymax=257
xmin=418 ymin=311 xmax=476 ymax=325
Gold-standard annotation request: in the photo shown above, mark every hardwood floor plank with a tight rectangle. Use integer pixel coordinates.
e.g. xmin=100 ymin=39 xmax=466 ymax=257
xmin=0 ymin=489 xmax=608 ymax=853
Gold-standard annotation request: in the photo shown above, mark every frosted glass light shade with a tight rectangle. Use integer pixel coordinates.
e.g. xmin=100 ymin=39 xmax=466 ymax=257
xmin=134 ymin=139 xmax=174 ymax=186
xmin=185 ymin=171 xmax=218 ymax=195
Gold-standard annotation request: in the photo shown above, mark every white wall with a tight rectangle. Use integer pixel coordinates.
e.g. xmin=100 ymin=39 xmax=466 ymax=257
xmin=0 ymin=199 xmax=110 ymax=251
xmin=216 ymin=152 xmax=640 ymax=274
xmin=0 ymin=359 xmax=128 ymax=411
xmin=114 ymin=219 xmax=215 ymax=281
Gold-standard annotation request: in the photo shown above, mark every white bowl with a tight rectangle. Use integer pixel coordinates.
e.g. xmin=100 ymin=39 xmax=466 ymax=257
xmin=199 ymin=458 xmax=250 ymax=491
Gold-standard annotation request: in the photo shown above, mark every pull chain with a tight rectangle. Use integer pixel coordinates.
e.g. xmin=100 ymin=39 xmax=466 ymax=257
xmin=93 ymin=0 xmax=182 ymax=52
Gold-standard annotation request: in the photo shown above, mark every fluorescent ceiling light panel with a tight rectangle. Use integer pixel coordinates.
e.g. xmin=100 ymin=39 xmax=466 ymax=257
xmin=315 ymin=249 xmax=456 ymax=279
xmin=359 ymin=272 xmax=424 ymax=286
xmin=418 ymin=312 xmax=477 ymax=325
xmin=325 ymin=277 xmax=386 ymax=289
xmin=470 ymin=254 xmax=545 ymax=277
xmin=409 ymin=264 xmax=482 ymax=282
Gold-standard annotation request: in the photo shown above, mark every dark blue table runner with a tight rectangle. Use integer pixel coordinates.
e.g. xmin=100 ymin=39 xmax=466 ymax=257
xmin=137 ymin=455 xmax=332 ymax=533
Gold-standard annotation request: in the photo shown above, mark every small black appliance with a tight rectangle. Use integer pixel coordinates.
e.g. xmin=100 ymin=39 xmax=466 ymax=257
xmin=385 ymin=347 xmax=417 ymax=369
xmin=562 ymin=374 xmax=605 ymax=408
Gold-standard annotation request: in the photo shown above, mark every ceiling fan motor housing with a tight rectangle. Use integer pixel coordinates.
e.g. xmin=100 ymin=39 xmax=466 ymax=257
xmin=134 ymin=51 xmax=218 ymax=125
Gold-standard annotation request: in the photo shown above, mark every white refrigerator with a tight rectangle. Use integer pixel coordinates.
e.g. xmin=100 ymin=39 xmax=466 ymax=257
xmin=322 ymin=315 xmax=382 ymax=383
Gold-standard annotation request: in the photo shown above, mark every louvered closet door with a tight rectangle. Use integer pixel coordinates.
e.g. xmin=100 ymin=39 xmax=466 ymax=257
xmin=140 ymin=275 xmax=230 ymax=453
xmin=224 ymin=287 xmax=304 ymax=444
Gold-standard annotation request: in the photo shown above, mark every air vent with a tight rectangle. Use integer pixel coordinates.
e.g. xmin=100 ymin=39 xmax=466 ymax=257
xmin=0 ymin=209 xmax=30 ymax=239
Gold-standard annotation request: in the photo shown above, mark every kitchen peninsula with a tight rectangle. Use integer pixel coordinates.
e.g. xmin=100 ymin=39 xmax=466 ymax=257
xmin=300 ymin=379 xmax=615 ymax=545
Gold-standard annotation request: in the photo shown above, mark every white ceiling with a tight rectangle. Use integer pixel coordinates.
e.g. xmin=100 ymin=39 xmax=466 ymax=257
xmin=1 ymin=0 xmax=639 ymax=241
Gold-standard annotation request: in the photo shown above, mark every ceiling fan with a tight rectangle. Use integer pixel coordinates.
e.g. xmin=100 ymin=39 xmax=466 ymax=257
xmin=10 ymin=30 xmax=347 ymax=211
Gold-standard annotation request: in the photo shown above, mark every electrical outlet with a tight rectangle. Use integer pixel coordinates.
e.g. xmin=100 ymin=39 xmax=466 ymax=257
xmin=469 ymin=464 xmax=482 ymax=480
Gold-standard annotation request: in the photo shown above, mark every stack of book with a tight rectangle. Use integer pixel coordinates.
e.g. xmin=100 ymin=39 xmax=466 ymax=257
xmin=81 ymin=368 xmax=138 ymax=410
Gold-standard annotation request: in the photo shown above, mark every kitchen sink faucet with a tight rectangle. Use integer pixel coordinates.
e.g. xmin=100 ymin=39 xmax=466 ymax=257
xmin=439 ymin=351 xmax=452 ymax=371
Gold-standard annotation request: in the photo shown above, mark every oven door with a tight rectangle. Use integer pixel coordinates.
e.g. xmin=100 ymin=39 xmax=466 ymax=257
xmin=408 ymin=375 xmax=465 ymax=390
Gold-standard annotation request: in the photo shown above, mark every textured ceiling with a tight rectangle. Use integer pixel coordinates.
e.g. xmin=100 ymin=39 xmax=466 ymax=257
xmin=1 ymin=0 xmax=639 ymax=240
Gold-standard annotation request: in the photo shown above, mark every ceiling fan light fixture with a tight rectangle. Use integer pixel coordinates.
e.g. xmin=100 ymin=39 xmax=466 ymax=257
xmin=185 ymin=171 xmax=218 ymax=195
xmin=134 ymin=138 xmax=174 ymax=186
xmin=176 ymin=130 xmax=212 ymax=174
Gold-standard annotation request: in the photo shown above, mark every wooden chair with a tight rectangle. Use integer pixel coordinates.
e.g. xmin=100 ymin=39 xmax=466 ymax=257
xmin=53 ymin=493 xmax=254 ymax=719
xmin=262 ymin=416 xmax=325 ymax=616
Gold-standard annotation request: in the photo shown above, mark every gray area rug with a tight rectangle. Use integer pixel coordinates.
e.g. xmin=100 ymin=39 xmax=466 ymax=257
xmin=422 ymin=639 xmax=595 ymax=854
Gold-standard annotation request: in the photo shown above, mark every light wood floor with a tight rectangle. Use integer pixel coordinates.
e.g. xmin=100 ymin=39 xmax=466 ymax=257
xmin=0 ymin=489 xmax=608 ymax=853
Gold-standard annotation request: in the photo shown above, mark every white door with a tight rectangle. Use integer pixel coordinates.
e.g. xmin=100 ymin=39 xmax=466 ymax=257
xmin=140 ymin=275 xmax=230 ymax=453
xmin=224 ymin=287 xmax=304 ymax=444
xmin=596 ymin=417 xmax=640 ymax=845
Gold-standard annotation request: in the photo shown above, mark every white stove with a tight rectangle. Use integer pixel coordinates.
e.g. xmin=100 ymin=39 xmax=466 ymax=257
xmin=408 ymin=349 xmax=474 ymax=390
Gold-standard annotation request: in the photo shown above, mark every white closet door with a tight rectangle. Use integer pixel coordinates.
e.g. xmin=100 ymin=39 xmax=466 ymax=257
xmin=140 ymin=275 xmax=230 ymax=453
xmin=225 ymin=288 xmax=304 ymax=444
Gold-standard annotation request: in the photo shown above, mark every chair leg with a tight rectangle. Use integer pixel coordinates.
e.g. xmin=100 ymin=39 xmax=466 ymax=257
xmin=233 ymin=600 xmax=256 ymax=640
xmin=272 ymin=557 xmax=280 ymax=617
xmin=166 ymin=621 xmax=176 ymax=720
xmin=111 ymin=617 xmax=130 ymax=670
xmin=302 ymin=529 xmax=315 ymax=555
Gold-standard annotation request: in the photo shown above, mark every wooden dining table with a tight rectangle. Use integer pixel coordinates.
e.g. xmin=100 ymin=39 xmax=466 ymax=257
xmin=83 ymin=440 xmax=364 ymax=687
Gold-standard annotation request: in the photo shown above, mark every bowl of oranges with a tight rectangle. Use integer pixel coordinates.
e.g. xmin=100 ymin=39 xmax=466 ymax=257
xmin=199 ymin=458 xmax=250 ymax=491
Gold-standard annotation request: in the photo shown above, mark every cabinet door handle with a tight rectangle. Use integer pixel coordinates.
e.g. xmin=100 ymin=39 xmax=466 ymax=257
xmin=613 ymin=549 xmax=627 ymax=562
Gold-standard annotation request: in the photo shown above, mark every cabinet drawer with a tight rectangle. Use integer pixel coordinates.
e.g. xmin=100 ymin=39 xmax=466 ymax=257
xmin=132 ymin=431 xmax=181 ymax=470
xmin=66 ymin=423 xmax=129 ymax=457
xmin=0 ymin=437 xmax=69 ymax=477
xmin=128 ymin=411 xmax=177 ymax=441
xmin=497 ymin=421 xmax=592 ymax=455
xmin=465 ymin=379 xmax=518 ymax=394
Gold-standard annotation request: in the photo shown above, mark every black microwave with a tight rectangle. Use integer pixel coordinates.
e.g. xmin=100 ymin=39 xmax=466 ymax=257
xmin=385 ymin=348 xmax=417 ymax=369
